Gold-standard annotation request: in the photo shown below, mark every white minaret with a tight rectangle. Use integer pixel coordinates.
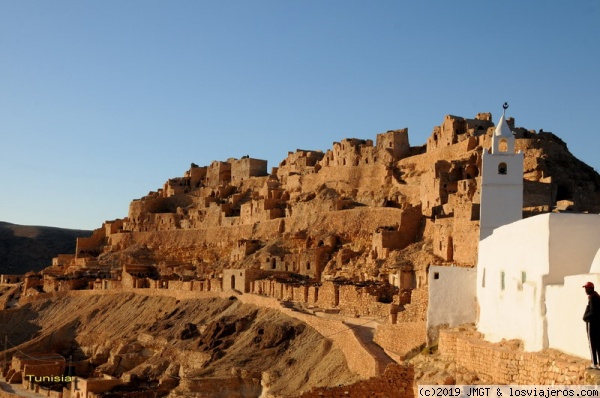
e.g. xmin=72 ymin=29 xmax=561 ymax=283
xmin=479 ymin=103 xmax=524 ymax=240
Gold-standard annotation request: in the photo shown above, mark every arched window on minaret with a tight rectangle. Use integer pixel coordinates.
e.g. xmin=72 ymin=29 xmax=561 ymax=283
xmin=498 ymin=162 xmax=507 ymax=175
xmin=499 ymin=138 xmax=508 ymax=152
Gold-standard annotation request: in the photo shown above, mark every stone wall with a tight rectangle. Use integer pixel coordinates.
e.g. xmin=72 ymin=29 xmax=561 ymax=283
xmin=338 ymin=284 xmax=397 ymax=319
xmin=42 ymin=277 xmax=88 ymax=293
xmin=426 ymin=114 xmax=491 ymax=153
xmin=0 ymin=275 xmax=24 ymax=284
xmin=397 ymin=287 xmax=428 ymax=322
xmin=223 ymin=268 xmax=271 ymax=293
xmin=0 ymin=285 xmax=20 ymax=310
xmin=175 ymin=368 xmax=262 ymax=397
xmin=277 ymin=149 xmax=324 ymax=177
xmin=439 ymin=329 xmax=587 ymax=384
xmin=376 ymin=129 xmax=411 ymax=161
xmin=206 ymin=160 xmax=231 ymax=187
xmin=5 ymin=353 xmax=66 ymax=384
xmin=248 ymin=278 xmax=402 ymax=320
xmin=298 ymin=363 xmax=414 ymax=398
xmin=75 ymin=228 xmax=105 ymax=256
xmin=374 ymin=322 xmax=426 ymax=361
xmin=316 ymin=282 xmax=338 ymax=308
xmin=231 ymin=157 xmax=268 ymax=184
xmin=52 ymin=254 xmax=75 ymax=267
xmin=71 ymin=376 xmax=124 ymax=398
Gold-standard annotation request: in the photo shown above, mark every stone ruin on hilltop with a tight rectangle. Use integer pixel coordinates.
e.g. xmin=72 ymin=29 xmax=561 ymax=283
xmin=14 ymin=112 xmax=600 ymax=322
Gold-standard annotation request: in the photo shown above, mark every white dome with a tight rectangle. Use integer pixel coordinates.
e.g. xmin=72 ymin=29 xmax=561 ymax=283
xmin=589 ymin=248 xmax=600 ymax=273
xmin=494 ymin=114 xmax=513 ymax=137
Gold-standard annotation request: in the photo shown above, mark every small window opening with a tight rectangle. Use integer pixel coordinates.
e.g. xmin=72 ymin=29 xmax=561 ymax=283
xmin=556 ymin=185 xmax=572 ymax=201
xmin=434 ymin=272 xmax=440 ymax=280
xmin=482 ymin=268 xmax=486 ymax=288
xmin=501 ymin=271 xmax=505 ymax=290
xmin=499 ymin=138 xmax=508 ymax=152
xmin=498 ymin=163 xmax=507 ymax=175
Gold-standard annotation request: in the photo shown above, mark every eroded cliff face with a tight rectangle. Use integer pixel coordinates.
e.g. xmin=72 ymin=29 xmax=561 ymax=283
xmin=46 ymin=112 xmax=598 ymax=287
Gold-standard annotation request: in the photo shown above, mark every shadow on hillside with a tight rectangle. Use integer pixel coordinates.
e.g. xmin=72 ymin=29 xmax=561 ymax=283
xmin=0 ymin=303 xmax=43 ymax=347
xmin=345 ymin=321 xmax=397 ymax=372
xmin=0 ymin=222 xmax=91 ymax=274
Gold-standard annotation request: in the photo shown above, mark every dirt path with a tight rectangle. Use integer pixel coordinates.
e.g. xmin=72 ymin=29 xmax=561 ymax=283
xmin=230 ymin=291 xmax=397 ymax=378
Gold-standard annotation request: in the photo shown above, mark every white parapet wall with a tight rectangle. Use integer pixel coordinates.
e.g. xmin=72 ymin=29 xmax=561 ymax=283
xmin=546 ymin=273 xmax=600 ymax=359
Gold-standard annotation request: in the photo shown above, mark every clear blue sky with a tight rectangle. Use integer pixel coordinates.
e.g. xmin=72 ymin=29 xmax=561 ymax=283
xmin=1 ymin=1 xmax=599 ymax=230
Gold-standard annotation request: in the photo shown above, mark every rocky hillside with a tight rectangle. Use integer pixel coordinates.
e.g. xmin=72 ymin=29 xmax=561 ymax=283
xmin=0 ymin=293 xmax=358 ymax=396
xmin=2 ymin=111 xmax=600 ymax=397
xmin=0 ymin=222 xmax=91 ymax=274
xmin=43 ymin=112 xmax=599 ymax=286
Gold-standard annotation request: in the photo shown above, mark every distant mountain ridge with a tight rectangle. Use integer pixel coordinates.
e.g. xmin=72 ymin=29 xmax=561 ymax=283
xmin=0 ymin=221 xmax=92 ymax=274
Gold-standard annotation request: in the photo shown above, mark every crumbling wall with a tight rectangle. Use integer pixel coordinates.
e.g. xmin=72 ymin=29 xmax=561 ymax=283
xmin=299 ymin=363 xmax=414 ymax=398
xmin=316 ymin=281 xmax=338 ymax=308
xmin=0 ymin=275 xmax=23 ymax=284
xmin=206 ymin=160 xmax=232 ymax=187
xmin=223 ymin=268 xmax=269 ymax=293
xmin=439 ymin=328 xmax=587 ymax=384
xmin=231 ymin=157 xmax=268 ymax=183
xmin=76 ymin=228 xmax=106 ymax=256
xmin=338 ymin=284 xmax=397 ymax=318
xmin=397 ymin=287 xmax=428 ymax=322
xmin=52 ymin=254 xmax=76 ymax=267
xmin=376 ymin=129 xmax=410 ymax=162
xmin=185 ymin=164 xmax=207 ymax=188
xmin=230 ymin=239 xmax=261 ymax=262
xmin=42 ymin=277 xmax=88 ymax=293
xmin=277 ymin=149 xmax=324 ymax=177
xmin=427 ymin=114 xmax=492 ymax=152
xmin=374 ymin=322 xmax=426 ymax=360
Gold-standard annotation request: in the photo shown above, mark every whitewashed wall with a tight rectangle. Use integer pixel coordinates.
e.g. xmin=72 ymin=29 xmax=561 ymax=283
xmin=546 ymin=274 xmax=600 ymax=359
xmin=427 ymin=266 xmax=477 ymax=343
xmin=477 ymin=213 xmax=600 ymax=353
xmin=477 ymin=214 xmax=550 ymax=351
xmin=547 ymin=214 xmax=600 ymax=284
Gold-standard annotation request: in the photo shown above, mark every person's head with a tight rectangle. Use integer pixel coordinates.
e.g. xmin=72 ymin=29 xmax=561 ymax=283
xmin=583 ymin=282 xmax=595 ymax=295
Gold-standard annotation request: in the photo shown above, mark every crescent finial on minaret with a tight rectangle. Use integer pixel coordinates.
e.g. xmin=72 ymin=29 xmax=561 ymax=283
xmin=503 ymin=102 xmax=509 ymax=117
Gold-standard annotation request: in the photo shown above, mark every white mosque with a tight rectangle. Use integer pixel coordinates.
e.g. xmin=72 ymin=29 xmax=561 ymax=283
xmin=427 ymin=105 xmax=600 ymax=360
